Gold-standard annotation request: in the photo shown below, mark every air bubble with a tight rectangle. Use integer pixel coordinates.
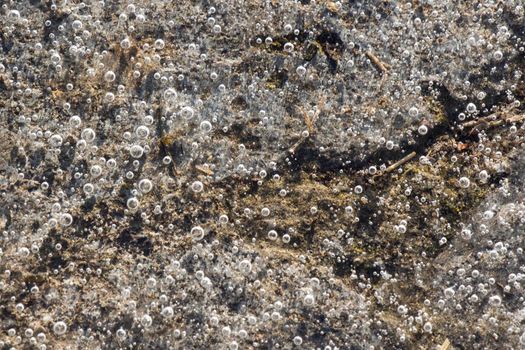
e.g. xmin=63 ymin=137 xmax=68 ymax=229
xmin=190 ymin=226 xmax=205 ymax=241
xmin=459 ymin=177 xmax=470 ymax=188
xmin=59 ymin=213 xmax=73 ymax=227
xmin=284 ymin=42 xmax=294 ymax=52
xmin=130 ymin=145 xmax=144 ymax=158
xmin=138 ymin=179 xmax=153 ymax=193
xmin=303 ymin=294 xmax=315 ymax=306
xmin=53 ymin=321 xmax=67 ymax=335
xmin=81 ymin=128 xmax=96 ymax=143
xmin=126 ymin=197 xmax=140 ymax=211
xmin=135 ymin=126 xmax=150 ymax=138
xmin=191 ymin=181 xmax=204 ymax=193
xmin=50 ymin=134 xmax=63 ymax=147
xmin=181 ymin=106 xmax=194 ymax=119
xmin=200 ymin=121 xmax=212 ymax=133
xmin=161 ymin=306 xmax=174 ymax=318
xmin=104 ymin=71 xmax=116 ymax=82
xmin=72 ymin=20 xmax=83 ymax=31
xmin=141 ymin=314 xmax=153 ymax=328
xmin=154 ymin=39 xmax=165 ymax=49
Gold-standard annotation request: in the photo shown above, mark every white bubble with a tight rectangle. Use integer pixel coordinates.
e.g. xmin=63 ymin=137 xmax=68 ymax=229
xmin=161 ymin=306 xmax=174 ymax=318
xmin=90 ymin=165 xmax=102 ymax=177
xmin=138 ymin=179 xmax=153 ymax=193
xmin=200 ymin=121 xmax=212 ymax=133
xmin=81 ymin=128 xmax=96 ymax=142
xmin=141 ymin=314 xmax=153 ymax=328
xmin=116 ymin=328 xmax=126 ymax=339
xmin=104 ymin=92 xmax=115 ymax=103
xmin=191 ymin=181 xmax=204 ymax=193
xmin=127 ymin=197 xmax=139 ymax=210
xmin=120 ymin=37 xmax=131 ymax=49
xmin=53 ymin=321 xmax=67 ymax=335
xmin=466 ymin=103 xmax=477 ymax=113
xmin=59 ymin=213 xmax=73 ymax=227
xmin=154 ymin=39 xmax=165 ymax=49
xmin=444 ymin=287 xmax=455 ymax=298
xmin=164 ymin=88 xmax=177 ymax=100
xmin=104 ymin=71 xmax=116 ymax=82
xmin=489 ymin=295 xmax=502 ymax=306
xmin=293 ymin=336 xmax=303 ymax=345
xmin=239 ymin=259 xmax=252 ymax=274
xmin=72 ymin=20 xmax=83 ymax=30
xmin=50 ymin=134 xmax=63 ymax=147
xmin=83 ymin=183 xmax=94 ymax=195
xmin=130 ymin=145 xmax=144 ymax=158
xmin=296 ymin=65 xmax=306 ymax=76
xmin=135 ymin=125 xmax=150 ymax=138
xmin=219 ymin=214 xmax=229 ymax=224
xmin=8 ymin=10 xmax=21 ymax=21
xmin=181 ymin=106 xmax=194 ymax=119
xmin=303 ymin=294 xmax=315 ymax=305
xmin=191 ymin=226 xmax=205 ymax=241
xmin=69 ymin=115 xmax=82 ymax=128
xmin=459 ymin=177 xmax=470 ymax=188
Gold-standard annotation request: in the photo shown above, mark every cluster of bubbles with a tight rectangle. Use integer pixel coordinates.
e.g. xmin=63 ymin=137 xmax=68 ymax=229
xmin=0 ymin=0 xmax=525 ymax=348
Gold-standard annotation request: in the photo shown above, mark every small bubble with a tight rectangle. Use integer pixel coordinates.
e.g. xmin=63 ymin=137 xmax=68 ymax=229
xmin=493 ymin=50 xmax=503 ymax=61
xmin=161 ymin=306 xmax=174 ymax=318
xmin=181 ymin=106 xmax=194 ymax=119
xmin=53 ymin=321 xmax=67 ymax=335
xmin=191 ymin=226 xmax=205 ymax=241
xmin=268 ymin=230 xmax=278 ymax=240
xmin=59 ymin=213 xmax=73 ymax=227
xmin=72 ymin=20 xmax=83 ymax=30
xmin=104 ymin=71 xmax=116 ymax=82
xmin=135 ymin=125 xmax=150 ymax=138
xmin=129 ymin=145 xmax=144 ymax=158
xmin=459 ymin=177 xmax=470 ymax=188
xmin=49 ymin=134 xmax=63 ymax=147
xmin=466 ymin=103 xmax=477 ymax=113
xmin=191 ymin=181 xmax=204 ymax=193
xmin=141 ymin=314 xmax=153 ymax=328
xmin=154 ymin=39 xmax=165 ymax=50
xmin=126 ymin=197 xmax=140 ymax=211
xmin=200 ymin=121 xmax=212 ymax=133
xmin=296 ymin=65 xmax=306 ymax=76
xmin=303 ymin=294 xmax=315 ymax=306
xmin=138 ymin=179 xmax=153 ymax=193
xmin=284 ymin=42 xmax=294 ymax=52
xmin=81 ymin=128 xmax=96 ymax=143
